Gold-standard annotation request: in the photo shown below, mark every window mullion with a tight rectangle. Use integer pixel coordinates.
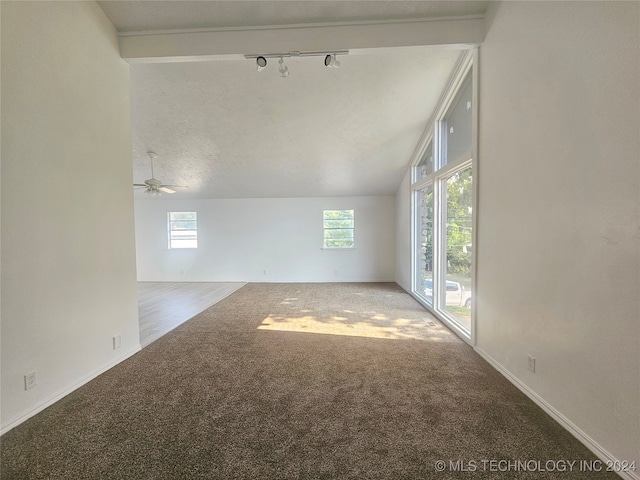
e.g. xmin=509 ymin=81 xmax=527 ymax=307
xmin=435 ymin=120 xmax=446 ymax=171
xmin=433 ymin=177 xmax=445 ymax=312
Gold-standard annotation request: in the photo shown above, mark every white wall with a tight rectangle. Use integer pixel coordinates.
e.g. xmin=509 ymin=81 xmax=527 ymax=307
xmin=477 ymin=0 xmax=639 ymax=469
xmin=1 ymin=2 xmax=140 ymax=432
xmin=135 ymin=196 xmax=395 ymax=282
xmin=395 ymin=170 xmax=412 ymax=291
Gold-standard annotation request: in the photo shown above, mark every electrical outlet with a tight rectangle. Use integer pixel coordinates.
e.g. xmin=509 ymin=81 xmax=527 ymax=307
xmin=24 ymin=371 xmax=37 ymax=390
xmin=527 ymin=355 xmax=536 ymax=373
xmin=113 ymin=335 xmax=122 ymax=350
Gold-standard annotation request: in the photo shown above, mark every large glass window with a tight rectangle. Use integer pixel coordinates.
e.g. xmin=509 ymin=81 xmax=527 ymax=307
xmin=442 ymin=74 xmax=473 ymax=168
xmin=415 ymin=184 xmax=434 ymax=305
xmin=444 ymin=166 xmax=473 ymax=330
xmin=411 ymin=59 xmax=474 ymax=338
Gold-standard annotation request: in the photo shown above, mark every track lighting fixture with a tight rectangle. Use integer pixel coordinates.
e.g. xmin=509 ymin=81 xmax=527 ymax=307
xmin=278 ymin=57 xmax=289 ymax=78
xmin=324 ymin=54 xmax=341 ymax=68
xmin=245 ymin=50 xmax=348 ymax=77
xmin=256 ymin=56 xmax=267 ymax=72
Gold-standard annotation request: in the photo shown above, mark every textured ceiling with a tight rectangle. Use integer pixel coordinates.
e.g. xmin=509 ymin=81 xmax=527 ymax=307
xmin=99 ymin=1 xmax=482 ymax=199
xmin=99 ymin=1 xmax=489 ymax=33
xmin=130 ymin=47 xmax=461 ymax=198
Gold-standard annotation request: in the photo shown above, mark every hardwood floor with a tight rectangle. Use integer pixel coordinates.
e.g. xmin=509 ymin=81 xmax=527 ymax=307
xmin=138 ymin=282 xmax=246 ymax=347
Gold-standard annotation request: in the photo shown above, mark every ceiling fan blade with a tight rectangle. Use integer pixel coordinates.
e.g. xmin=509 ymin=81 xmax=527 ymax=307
xmin=133 ymin=184 xmax=147 ymax=187
xmin=159 ymin=187 xmax=176 ymax=194
xmin=161 ymin=185 xmax=188 ymax=189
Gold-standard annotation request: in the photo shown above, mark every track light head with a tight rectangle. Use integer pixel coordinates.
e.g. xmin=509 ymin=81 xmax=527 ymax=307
xmin=256 ymin=56 xmax=267 ymax=72
xmin=324 ymin=54 xmax=341 ymax=68
xmin=278 ymin=57 xmax=289 ymax=78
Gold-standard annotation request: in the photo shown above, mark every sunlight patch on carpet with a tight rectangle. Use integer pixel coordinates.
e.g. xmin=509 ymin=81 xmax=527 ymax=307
xmin=257 ymin=314 xmax=445 ymax=341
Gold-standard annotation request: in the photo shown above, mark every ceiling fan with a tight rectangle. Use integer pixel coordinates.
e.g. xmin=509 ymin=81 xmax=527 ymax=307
xmin=134 ymin=152 xmax=187 ymax=196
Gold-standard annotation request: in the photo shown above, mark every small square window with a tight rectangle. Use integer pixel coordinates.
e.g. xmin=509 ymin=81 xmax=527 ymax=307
xmin=323 ymin=210 xmax=354 ymax=248
xmin=168 ymin=212 xmax=197 ymax=249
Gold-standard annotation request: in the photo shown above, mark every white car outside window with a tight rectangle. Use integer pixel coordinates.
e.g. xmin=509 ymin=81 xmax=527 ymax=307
xmin=424 ymin=279 xmax=471 ymax=307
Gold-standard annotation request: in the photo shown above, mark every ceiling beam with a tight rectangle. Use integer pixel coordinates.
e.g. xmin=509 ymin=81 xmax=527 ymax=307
xmin=119 ymin=17 xmax=485 ymax=63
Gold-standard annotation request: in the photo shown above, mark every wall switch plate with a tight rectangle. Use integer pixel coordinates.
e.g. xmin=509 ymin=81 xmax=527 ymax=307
xmin=24 ymin=371 xmax=37 ymax=390
xmin=527 ymin=355 xmax=536 ymax=373
xmin=113 ymin=335 xmax=122 ymax=350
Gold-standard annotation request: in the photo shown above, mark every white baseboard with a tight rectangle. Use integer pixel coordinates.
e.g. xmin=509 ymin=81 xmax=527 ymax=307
xmin=1 ymin=344 xmax=142 ymax=436
xmin=475 ymin=347 xmax=639 ymax=480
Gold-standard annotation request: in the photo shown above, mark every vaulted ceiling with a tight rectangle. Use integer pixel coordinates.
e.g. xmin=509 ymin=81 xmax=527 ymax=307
xmin=98 ymin=1 xmax=489 ymax=199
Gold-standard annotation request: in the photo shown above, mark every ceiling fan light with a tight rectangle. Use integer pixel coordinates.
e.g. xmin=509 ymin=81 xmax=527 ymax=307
xmin=135 ymin=152 xmax=187 ymax=197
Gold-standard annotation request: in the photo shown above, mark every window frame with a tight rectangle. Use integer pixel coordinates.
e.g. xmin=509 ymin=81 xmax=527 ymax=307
xmin=167 ymin=211 xmax=198 ymax=249
xmin=410 ymin=49 xmax=478 ymax=345
xmin=322 ymin=209 xmax=355 ymax=249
